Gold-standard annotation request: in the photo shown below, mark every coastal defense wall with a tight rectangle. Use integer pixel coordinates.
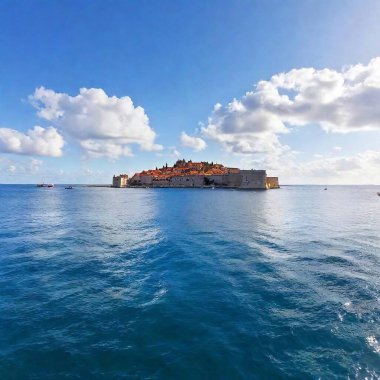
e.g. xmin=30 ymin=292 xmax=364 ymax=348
xmin=170 ymin=175 xmax=205 ymax=187
xmin=152 ymin=178 xmax=170 ymax=187
xmin=169 ymin=174 xmax=242 ymax=188
xmin=224 ymin=173 xmax=242 ymax=187
xmin=208 ymin=173 xmax=241 ymax=187
xmin=208 ymin=175 xmax=223 ymax=186
xmin=209 ymin=172 xmax=267 ymax=189
xmin=239 ymin=170 xmax=267 ymax=189
xmin=140 ymin=175 xmax=153 ymax=186
xmin=112 ymin=174 xmax=128 ymax=188
xmin=266 ymin=177 xmax=279 ymax=189
xmin=127 ymin=170 xmax=273 ymax=189
xmin=153 ymin=175 xmax=206 ymax=187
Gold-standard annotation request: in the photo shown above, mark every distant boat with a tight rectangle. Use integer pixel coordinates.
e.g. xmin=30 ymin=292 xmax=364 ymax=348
xmin=324 ymin=188 xmax=327 ymax=190
xmin=377 ymin=192 xmax=380 ymax=196
xmin=65 ymin=186 xmax=73 ymax=189
xmin=37 ymin=183 xmax=54 ymax=188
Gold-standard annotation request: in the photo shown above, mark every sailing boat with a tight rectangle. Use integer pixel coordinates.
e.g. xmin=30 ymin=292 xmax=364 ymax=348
xmin=36 ymin=183 xmax=54 ymax=188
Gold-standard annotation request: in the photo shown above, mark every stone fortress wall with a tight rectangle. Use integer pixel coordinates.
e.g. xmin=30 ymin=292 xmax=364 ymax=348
xmin=240 ymin=170 xmax=267 ymax=189
xmin=266 ymin=177 xmax=280 ymax=189
xmin=115 ymin=160 xmax=279 ymax=190
xmin=112 ymin=174 xmax=128 ymax=188
xmin=128 ymin=171 xmax=279 ymax=190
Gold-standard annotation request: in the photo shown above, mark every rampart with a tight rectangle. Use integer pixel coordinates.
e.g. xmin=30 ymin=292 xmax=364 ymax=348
xmin=119 ymin=159 xmax=279 ymax=190
xmin=266 ymin=177 xmax=280 ymax=189
xmin=112 ymin=174 xmax=128 ymax=188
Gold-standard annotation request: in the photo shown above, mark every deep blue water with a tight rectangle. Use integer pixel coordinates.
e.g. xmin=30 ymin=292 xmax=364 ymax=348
xmin=0 ymin=185 xmax=380 ymax=379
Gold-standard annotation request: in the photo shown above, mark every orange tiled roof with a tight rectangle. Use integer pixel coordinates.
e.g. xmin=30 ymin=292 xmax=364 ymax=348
xmin=132 ymin=159 xmax=240 ymax=179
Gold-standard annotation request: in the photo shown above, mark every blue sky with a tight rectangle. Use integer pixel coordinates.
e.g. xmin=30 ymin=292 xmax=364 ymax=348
xmin=1 ymin=0 xmax=380 ymax=184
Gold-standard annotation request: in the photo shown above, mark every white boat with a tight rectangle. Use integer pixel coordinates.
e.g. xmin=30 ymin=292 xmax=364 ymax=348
xmin=36 ymin=183 xmax=54 ymax=188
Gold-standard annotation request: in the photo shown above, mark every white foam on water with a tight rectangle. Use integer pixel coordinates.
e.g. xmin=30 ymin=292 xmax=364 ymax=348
xmin=366 ymin=336 xmax=380 ymax=354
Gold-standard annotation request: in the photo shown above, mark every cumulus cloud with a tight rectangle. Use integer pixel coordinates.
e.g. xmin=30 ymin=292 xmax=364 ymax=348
xmin=155 ymin=146 xmax=182 ymax=159
xmin=180 ymin=132 xmax=207 ymax=151
xmin=0 ymin=126 xmax=64 ymax=157
xmin=0 ymin=155 xmax=111 ymax=183
xmin=171 ymin=148 xmax=181 ymax=158
xmin=80 ymin=140 xmax=133 ymax=160
xmin=202 ymin=57 xmax=380 ymax=155
xmin=29 ymin=87 xmax=162 ymax=158
xmin=282 ymin=150 xmax=380 ymax=184
xmin=7 ymin=165 xmax=16 ymax=174
xmin=0 ymin=156 xmax=43 ymax=177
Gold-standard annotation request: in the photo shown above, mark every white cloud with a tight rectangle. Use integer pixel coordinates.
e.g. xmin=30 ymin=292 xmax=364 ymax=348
xmin=80 ymin=140 xmax=133 ymax=160
xmin=7 ymin=165 xmax=16 ymax=174
xmin=282 ymin=150 xmax=380 ymax=184
xmin=333 ymin=146 xmax=342 ymax=151
xmin=29 ymin=87 xmax=163 ymax=158
xmin=171 ymin=148 xmax=181 ymax=158
xmin=202 ymin=57 xmax=380 ymax=155
xmin=0 ymin=156 xmax=43 ymax=177
xmin=0 ymin=154 xmax=112 ymax=183
xmin=155 ymin=146 xmax=182 ymax=158
xmin=30 ymin=158 xmax=43 ymax=171
xmin=180 ymin=132 xmax=207 ymax=151
xmin=0 ymin=126 xmax=64 ymax=157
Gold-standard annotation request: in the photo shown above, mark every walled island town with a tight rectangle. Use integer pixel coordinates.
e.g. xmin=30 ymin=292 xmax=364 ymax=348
xmin=113 ymin=159 xmax=279 ymax=189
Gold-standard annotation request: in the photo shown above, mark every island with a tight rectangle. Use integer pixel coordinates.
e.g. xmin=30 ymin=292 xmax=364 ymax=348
xmin=112 ymin=159 xmax=279 ymax=189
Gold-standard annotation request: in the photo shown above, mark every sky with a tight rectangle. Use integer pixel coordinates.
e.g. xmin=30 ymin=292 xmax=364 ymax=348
xmin=1 ymin=0 xmax=380 ymax=184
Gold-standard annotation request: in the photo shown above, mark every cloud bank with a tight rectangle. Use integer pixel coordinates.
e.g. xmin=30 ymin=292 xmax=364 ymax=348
xmin=0 ymin=156 xmax=43 ymax=177
xmin=0 ymin=126 xmax=64 ymax=157
xmin=202 ymin=57 xmax=380 ymax=155
xmin=30 ymin=87 xmax=162 ymax=158
xmin=180 ymin=132 xmax=207 ymax=151
xmin=285 ymin=150 xmax=380 ymax=184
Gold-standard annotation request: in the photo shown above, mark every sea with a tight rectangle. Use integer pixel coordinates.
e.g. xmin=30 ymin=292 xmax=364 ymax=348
xmin=0 ymin=185 xmax=379 ymax=379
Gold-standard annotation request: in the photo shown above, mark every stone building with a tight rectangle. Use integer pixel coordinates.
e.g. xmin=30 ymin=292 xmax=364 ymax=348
xmin=239 ymin=170 xmax=267 ymax=189
xmin=266 ymin=177 xmax=280 ymax=189
xmin=112 ymin=174 xmax=128 ymax=188
xmin=124 ymin=159 xmax=280 ymax=190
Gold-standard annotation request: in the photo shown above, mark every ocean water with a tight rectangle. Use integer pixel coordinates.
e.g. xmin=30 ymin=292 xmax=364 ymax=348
xmin=0 ymin=185 xmax=379 ymax=379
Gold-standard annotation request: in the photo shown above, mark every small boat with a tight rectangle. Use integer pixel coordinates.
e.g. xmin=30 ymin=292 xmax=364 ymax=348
xmin=65 ymin=186 xmax=73 ymax=190
xmin=377 ymin=192 xmax=380 ymax=196
xmin=37 ymin=183 xmax=54 ymax=188
xmin=324 ymin=188 xmax=327 ymax=190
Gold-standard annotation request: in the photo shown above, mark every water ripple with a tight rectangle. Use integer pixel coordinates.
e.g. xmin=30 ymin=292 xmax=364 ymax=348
xmin=0 ymin=185 xmax=379 ymax=379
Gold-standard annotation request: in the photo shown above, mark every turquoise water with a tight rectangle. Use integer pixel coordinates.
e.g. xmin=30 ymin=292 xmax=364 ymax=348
xmin=0 ymin=185 xmax=379 ymax=379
